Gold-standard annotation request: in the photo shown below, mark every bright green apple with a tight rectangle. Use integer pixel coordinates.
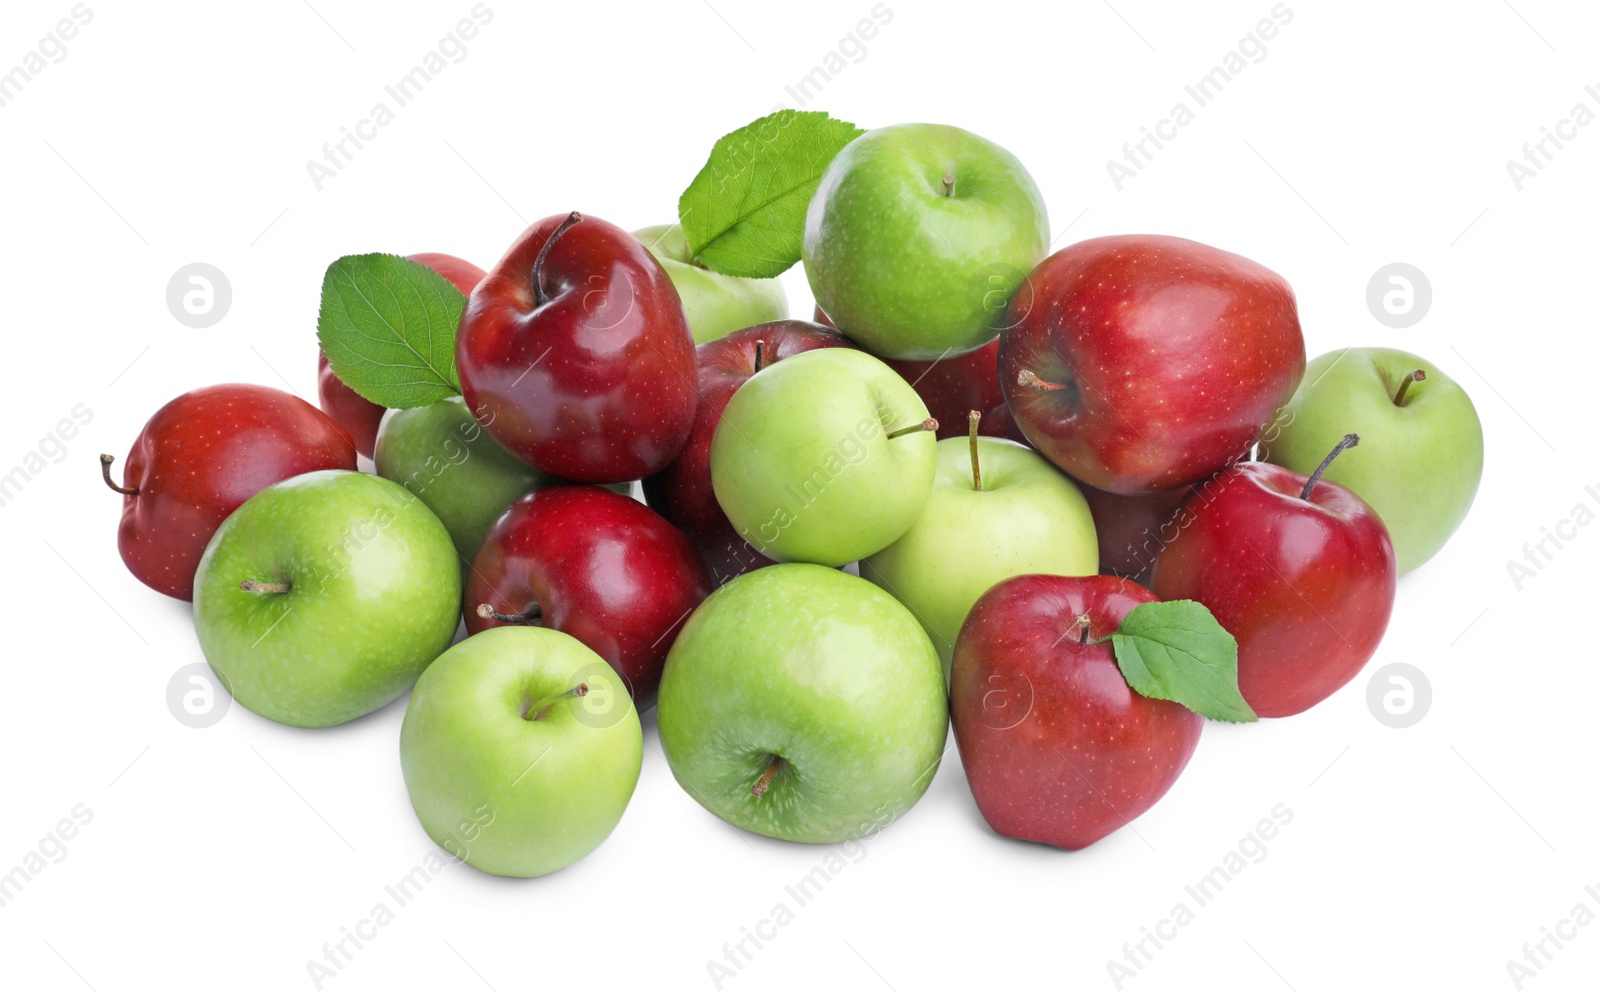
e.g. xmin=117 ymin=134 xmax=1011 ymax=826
xmin=374 ymin=397 xmax=549 ymax=568
xmin=1261 ymin=347 xmax=1484 ymax=574
xmin=802 ymin=123 xmax=1048 ymax=360
xmin=862 ymin=432 xmax=1098 ymax=681
xmin=400 ymin=626 xmax=642 ymax=877
xmin=656 ymin=564 xmax=946 ymax=844
xmin=634 ymin=223 xmax=788 ymax=343
xmin=709 ymin=348 xmax=937 ymax=567
xmin=192 ymin=470 xmax=460 ymax=728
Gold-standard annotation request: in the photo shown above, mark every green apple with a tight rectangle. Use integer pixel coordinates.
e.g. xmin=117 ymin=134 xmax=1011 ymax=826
xmin=657 ymin=564 xmax=946 ymax=844
xmin=374 ymin=397 xmax=549 ymax=568
xmin=400 ymin=626 xmax=642 ymax=877
xmin=192 ymin=470 xmax=460 ymax=728
xmin=709 ymin=348 xmax=937 ymax=567
xmin=802 ymin=123 xmax=1048 ymax=360
xmin=1261 ymin=347 xmax=1484 ymax=574
xmin=862 ymin=430 xmax=1098 ymax=681
xmin=634 ymin=223 xmax=788 ymax=343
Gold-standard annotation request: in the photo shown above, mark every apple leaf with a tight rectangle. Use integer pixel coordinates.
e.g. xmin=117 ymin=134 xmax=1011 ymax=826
xmin=678 ymin=110 xmax=865 ymax=279
xmin=1109 ymin=601 xmax=1257 ymax=723
xmin=316 ymin=253 xmax=465 ymax=409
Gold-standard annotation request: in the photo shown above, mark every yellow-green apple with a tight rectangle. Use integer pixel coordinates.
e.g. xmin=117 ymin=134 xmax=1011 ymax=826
xmin=634 ymin=223 xmax=788 ymax=343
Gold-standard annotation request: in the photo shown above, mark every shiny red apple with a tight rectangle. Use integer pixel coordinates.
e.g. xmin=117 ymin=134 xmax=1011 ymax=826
xmin=464 ymin=485 xmax=711 ymax=706
xmin=317 ymin=252 xmax=485 ymax=458
xmin=456 ymin=212 xmax=697 ymax=483
xmin=999 ymin=234 xmax=1305 ymax=493
xmin=102 ymin=384 xmax=357 ymax=600
xmin=951 ymin=573 xmax=1203 ymax=850
xmin=1150 ymin=437 xmax=1397 ymax=718
xmin=642 ymin=320 xmax=854 ymax=583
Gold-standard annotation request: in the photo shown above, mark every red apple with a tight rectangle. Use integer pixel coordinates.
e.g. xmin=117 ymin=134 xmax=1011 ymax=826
xmin=464 ymin=485 xmax=711 ymax=707
xmin=317 ymin=252 xmax=485 ymax=458
xmin=1150 ymin=437 xmax=1397 ymax=718
xmin=999 ymin=234 xmax=1305 ymax=493
xmin=951 ymin=573 xmax=1203 ymax=850
xmin=102 ymin=384 xmax=358 ymax=600
xmin=1080 ymin=483 xmax=1192 ymax=586
xmin=643 ymin=320 xmax=854 ymax=583
xmin=456 ymin=212 xmax=697 ymax=483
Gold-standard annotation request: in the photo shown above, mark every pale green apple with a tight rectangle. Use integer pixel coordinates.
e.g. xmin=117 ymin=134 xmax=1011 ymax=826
xmin=400 ymin=626 xmax=642 ymax=877
xmin=1260 ymin=347 xmax=1483 ymax=574
xmin=862 ymin=435 xmax=1098 ymax=681
xmin=656 ymin=564 xmax=946 ymax=844
xmin=192 ymin=470 xmax=460 ymax=728
xmin=709 ymin=348 xmax=937 ymax=567
xmin=634 ymin=223 xmax=788 ymax=343
xmin=803 ymin=123 xmax=1048 ymax=360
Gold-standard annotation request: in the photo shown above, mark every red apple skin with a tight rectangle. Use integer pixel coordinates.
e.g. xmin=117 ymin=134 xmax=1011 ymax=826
xmin=317 ymin=253 xmax=486 ymax=458
xmin=642 ymin=320 xmax=855 ymax=584
xmin=1150 ymin=462 xmax=1397 ymax=718
xmin=998 ymin=235 xmax=1305 ymax=494
xmin=1080 ymin=483 xmax=1192 ymax=587
xmin=106 ymin=384 xmax=358 ymax=600
xmin=464 ymin=485 xmax=711 ymax=707
xmin=951 ymin=574 xmax=1203 ymax=851
xmin=457 ymin=213 xmax=697 ymax=483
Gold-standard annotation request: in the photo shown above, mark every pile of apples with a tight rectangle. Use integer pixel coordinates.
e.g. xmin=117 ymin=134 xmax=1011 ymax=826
xmin=103 ymin=120 xmax=1483 ymax=876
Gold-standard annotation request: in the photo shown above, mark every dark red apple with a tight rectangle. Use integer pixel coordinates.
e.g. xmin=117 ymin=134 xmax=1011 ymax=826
xmin=456 ymin=212 xmax=697 ymax=483
xmin=1080 ymin=483 xmax=1192 ymax=586
xmin=102 ymin=384 xmax=358 ymax=600
xmin=999 ymin=234 xmax=1305 ymax=493
xmin=642 ymin=320 xmax=854 ymax=583
xmin=951 ymin=573 xmax=1203 ymax=850
xmin=317 ymin=252 xmax=485 ymax=458
xmin=465 ymin=485 xmax=711 ymax=707
xmin=1150 ymin=437 xmax=1397 ymax=718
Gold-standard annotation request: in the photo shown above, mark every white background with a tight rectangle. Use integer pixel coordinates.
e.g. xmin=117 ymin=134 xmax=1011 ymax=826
xmin=1 ymin=1 xmax=1594 ymax=990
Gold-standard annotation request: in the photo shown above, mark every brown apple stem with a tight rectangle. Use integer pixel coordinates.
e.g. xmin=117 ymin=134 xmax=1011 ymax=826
xmin=753 ymin=339 xmax=766 ymax=374
xmin=531 ymin=210 xmax=583 ymax=306
xmin=968 ymin=410 xmax=983 ymax=491
xmin=99 ymin=454 xmax=138 ymax=496
xmin=1300 ymin=433 xmax=1361 ymax=501
xmin=1077 ymin=614 xmax=1091 ymax=645
xmin=1016 ymin=370 xmax=1068 ymax=392
xmin=1392 ymin=369 xmax=1426 ymax=406
xmin=526 ymin=683 xmax=588 ymax=722
xmin=940 ymin=172 xmax=956 ymax=197
xmin=886 ymin=418 xmax=939 ymax=440
xmin=751 ymin=755 xmax=783 ymax=798
xmin=477 ymin=603 xmax=542 ymax=625
xmin=240 ymin=580 xmax=291 ymax=594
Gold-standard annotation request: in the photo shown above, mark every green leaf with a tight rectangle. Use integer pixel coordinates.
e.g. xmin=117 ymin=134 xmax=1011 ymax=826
xmin=1108 ymin=601 xmax=1257 ymax=723
xmin=316 ymin=253 xmax=465 ymax=409
xmin=677 ymin=110 xmax=865 ymax=279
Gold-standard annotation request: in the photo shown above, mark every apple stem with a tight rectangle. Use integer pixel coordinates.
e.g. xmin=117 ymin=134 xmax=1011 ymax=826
xmin=968 ymin=410 xmax=983 ymax=491
xmin=753 ymin=339 xmax=766 ymax=374
xmin=940 ymin=172 xmax=956 ymax=197
xmin=1300 ymin=433 xmax=1360 ymax=501
xmin=99 ymin=454 xmax=138 ymax=496
xmin=1392 ymin=369 xmax=1426 ymax=406
xmin=751 ymin=755 xmax=783 ymax=798
xmin=1077 ymin=614 xmax=1091 ymax=645
xmin=1016 ymin=370 xmax=1068 ymax=392
xmin=525 ymin=683 xmax=588 ymax=722
xmin=886 ymin=418 xmax=939 ymax=440
xmin=477 ymin=603 xmax=542 ymax=625
xmin=240 ymin=580 xmax=291 ymax=594
xmin=531 ymin=210 xmax=583 ymax=307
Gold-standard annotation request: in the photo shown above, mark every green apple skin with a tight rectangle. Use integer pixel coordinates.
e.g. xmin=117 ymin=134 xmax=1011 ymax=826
xmin=656 ymin=564 xmax=946 ymax=844
xmin=802 ymin=123 xmax=1049 ymax=360
xmin=634 ymin=224 xmax=788 ymax=343
xmin=709 ymin=348 xmax=937 ymax=567
xmin=192 ymin=470 xmax=461 ymax=728
xmin=374 ymin=397 xmax=549 ymax=568
xmin=1261 ymin=347 xmax=1484 ymax=574
xmin=862 ymin=437 xmax=1099 ymax=681
xmin=400 ymin=626 xmax=642 ymax=878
